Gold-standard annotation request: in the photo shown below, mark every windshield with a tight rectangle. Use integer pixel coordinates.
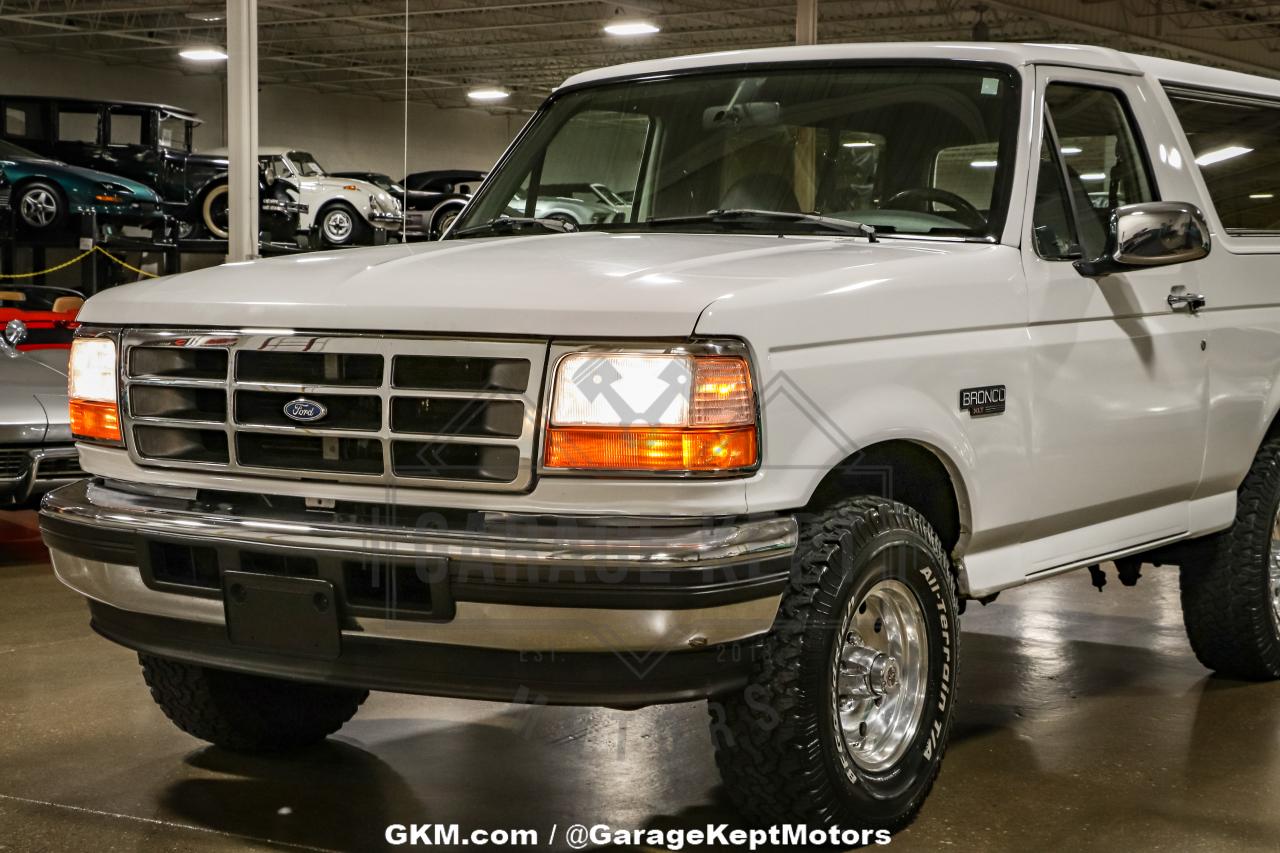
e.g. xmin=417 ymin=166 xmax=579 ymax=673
xmin=455 ymin=64 xmax=1018 ymax=239
xmin=0 ymin=285 xmax=80 ymax=311
xmin=158 ymin=114 xmax=191 ymax=151
xmin=0 ymin=139 xmax=40 ymax=159
xmin=288 ymin=151 xmax=327 ymax=177
xmin=365 ymin=174 xmax=402 ymax=192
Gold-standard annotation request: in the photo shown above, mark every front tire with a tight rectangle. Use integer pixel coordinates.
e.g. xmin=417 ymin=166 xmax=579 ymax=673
xmin=544 ymin=212 xmax=578 ymax=230
xmin=431 ymin=204 xmax=463 ymax=239
xmin=16 ymin=181 xmax=65 ymax=232
xmin=317 ymin=203 xmax=369 ymax=247
xmin=200 ymin=183 xmax=230 ymax=239
xmin=712 ymin=497 xmax=958 ymax=831
xmin=139 ymin=654 xmax=367 ymax=752
xmin=1180 ymin=434 xmax=1280 ymax=680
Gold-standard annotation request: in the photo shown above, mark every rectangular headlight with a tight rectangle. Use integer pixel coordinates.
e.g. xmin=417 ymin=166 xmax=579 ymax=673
xmin=544 ymin=349 xmax=757 ymax=474
xmin=68 ymin=336 xmax=122 ymax=444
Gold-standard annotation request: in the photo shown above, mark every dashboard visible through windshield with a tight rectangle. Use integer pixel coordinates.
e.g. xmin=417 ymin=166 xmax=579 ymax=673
xmin=453 ymin=64 xmax=1019 ymax=240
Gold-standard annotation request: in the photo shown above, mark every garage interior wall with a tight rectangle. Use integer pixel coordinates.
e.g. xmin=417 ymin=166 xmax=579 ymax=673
xmin=0 ymin=48 xmax=520 ymax=176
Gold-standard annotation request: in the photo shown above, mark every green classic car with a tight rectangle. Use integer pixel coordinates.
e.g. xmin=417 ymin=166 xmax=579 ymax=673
xmin=0 ymin=138 xmax=165 ymax=236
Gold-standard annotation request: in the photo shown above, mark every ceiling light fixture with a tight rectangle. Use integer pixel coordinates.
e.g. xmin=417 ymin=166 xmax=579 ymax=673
xmin=184 ymin=11 xmax=226 ymax=22
xmin=605 ymin=20 xmax=661 ymax=35
xmin=179 ymin=46 xmax=227 ymax=61
xmin=467 ymin=88 xmax=510 ymax=101
xmin=843 ymin=141 xmax=876 ymax=148
xmin=1250 ymin=192 xmax=1274 ymax=199
xmin=1080 ymin=172 xmax=1106 ymax=181
xmin=970 ymin=159 xmax=998 ymax=168
xmin=1195 ymin=145 xmax=1252 ymax=166
xmin=1060 ymin=146 xmax=1082 ymax=155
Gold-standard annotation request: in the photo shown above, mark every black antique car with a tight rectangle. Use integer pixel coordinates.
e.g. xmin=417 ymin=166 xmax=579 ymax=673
xmin=0 ymin=95 xmax=303 ymax=243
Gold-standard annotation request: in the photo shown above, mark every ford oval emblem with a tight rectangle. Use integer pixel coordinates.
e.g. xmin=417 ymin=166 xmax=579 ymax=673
xmin=283 ymin=398 xmax=328 ymax=423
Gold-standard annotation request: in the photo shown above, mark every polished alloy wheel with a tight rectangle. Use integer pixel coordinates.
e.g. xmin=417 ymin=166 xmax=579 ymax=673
xmin=19 ymin=187 xmax=59 ymax=228
xmin=832 ymin=577 xmax=929 ymax=772
xmin=322 ymin=208 xmax=354 ymax=243
xmin=1270 ymin=508 xmax=1280 ymax=631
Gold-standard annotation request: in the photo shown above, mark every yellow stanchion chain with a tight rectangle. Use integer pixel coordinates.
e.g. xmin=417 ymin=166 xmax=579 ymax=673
xmin=0 ymin=244 xmax=159 ymax=281
xmin=0 ymin=247 xmax=96 ymax=280
xmin=93 ymin=246 xmax=159 ymax=279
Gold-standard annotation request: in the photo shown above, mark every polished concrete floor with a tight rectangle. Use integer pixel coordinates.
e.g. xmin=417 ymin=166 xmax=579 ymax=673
xmin=4 ymin=507 xmax=1280 ymax=852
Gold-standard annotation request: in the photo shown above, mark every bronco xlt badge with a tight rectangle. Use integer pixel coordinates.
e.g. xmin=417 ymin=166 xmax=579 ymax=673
xmin=960 ymin=385 xmax=1006 ymax=417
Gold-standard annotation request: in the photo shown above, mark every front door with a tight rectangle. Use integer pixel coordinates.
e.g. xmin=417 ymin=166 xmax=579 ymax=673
xmin=1022 ymin=67 xmax=1208 ymax=575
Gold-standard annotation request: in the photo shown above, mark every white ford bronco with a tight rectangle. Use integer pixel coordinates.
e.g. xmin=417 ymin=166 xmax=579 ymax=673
xmin=40 ymin=42 xmax=1280 ymax=830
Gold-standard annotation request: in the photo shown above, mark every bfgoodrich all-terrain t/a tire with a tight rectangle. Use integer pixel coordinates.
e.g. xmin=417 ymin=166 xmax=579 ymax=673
xmin=1180 ymin=434 xmax=1280 ymax=680
xmin=139 ymin=654 xmax=368 ymax=752
xmin=711 ymin=497 xmax=959 ymax=831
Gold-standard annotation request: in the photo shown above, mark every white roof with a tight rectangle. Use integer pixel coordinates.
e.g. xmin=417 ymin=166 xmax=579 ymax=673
xmin=560 ymin=43 xmax=1142 ymax=88
xmin=560 ymin=41 xmax=1280 ymax=101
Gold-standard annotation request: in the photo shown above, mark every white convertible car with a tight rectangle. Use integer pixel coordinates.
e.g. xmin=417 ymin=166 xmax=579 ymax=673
xmin=208 ymin=147 xmax=403 ymax=247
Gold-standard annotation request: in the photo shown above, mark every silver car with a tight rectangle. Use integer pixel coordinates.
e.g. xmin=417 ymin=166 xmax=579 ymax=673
xmin=507 ymin=183 xmax=627 ymax=228
xmin=0 ymin=320 xmax=83 ymax=508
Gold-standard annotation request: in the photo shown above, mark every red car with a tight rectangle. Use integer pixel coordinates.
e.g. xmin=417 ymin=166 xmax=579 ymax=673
xmin=0 ymin=285 xmax=82 ymax=350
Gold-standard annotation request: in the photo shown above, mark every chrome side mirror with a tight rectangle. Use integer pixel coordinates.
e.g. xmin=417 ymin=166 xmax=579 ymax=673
xmin=3 ymin=318 xmax=28 ymax=348
xmin=1075 ymin=201 xmax=1210 ymax=278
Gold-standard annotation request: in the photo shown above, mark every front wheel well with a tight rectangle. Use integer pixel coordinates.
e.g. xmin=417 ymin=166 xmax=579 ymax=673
xmin=315 ymin=199 xmax=358 ymax=219
xmin=806 ymin=440 xmax=965 ymax=555
xmin=13 ymin=176 xmax=66 ymax=201
xmin=430 ymin=201 xmax=465 ymax=232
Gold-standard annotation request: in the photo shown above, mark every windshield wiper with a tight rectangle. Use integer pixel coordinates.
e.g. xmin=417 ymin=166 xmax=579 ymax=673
xmin=645 ymin=209 xmax=876 ymax=241
xmin=450 ymin=217 xmax=574 ymax=239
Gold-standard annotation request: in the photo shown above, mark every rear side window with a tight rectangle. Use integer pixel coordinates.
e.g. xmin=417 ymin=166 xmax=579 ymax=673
xmin=58 ymin=108 xmax=99 ymax=144
xmin=109 ymin=112 xmax=143 ymax=146
xmin=4 ymin=101 xmax=44 ymax=139
xmin=1166 ymin=88 xmax=1280 ymax=235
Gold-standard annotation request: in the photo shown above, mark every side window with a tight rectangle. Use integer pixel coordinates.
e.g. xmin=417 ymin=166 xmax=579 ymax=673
xmin=1166 ymin=89 xmax=1280 ymax=235
xmin=1032 ymin=125 xmax=1080 ymax=260
xmin=264 ymin=158 xmax=291 ymax=181
xmin=57 ymin=108 xmax=99 ymax=144
xmin=4 ymin=101 xmax=44 ymax=139
xmin=109 ymin=112 xmax=143 ymax=146
xmin=1043 ymin=84 xmax=1155 ymax=259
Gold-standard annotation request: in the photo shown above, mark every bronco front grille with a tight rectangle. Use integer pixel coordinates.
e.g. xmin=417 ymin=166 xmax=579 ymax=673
xmin=120 ymin=331 xmax=546 ymax=492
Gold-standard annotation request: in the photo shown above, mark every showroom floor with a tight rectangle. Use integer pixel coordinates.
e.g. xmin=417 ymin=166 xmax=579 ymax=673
xmin=3 ymin=508 xmax=1279 ymax=853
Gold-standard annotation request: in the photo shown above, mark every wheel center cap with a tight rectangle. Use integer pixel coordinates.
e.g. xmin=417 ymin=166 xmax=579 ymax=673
xmin=841 ymin=643 xmax=901 ymax=699
xmin=868 ymin=654 xmax=900 ymax=696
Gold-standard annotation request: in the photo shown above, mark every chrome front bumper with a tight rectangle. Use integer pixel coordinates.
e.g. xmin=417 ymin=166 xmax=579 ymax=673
xmin=41 ymin=480 xmax=797 ymax=653
xmin=367 ymin=210 xmax=404 ymax=229
xmin=1 ymin=446 xmax=83 ymax=506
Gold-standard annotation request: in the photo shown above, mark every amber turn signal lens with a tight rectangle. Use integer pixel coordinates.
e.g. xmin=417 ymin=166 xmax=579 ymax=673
xmin=70 ymin=399 xmax=121 ymax=443
xmin=691 ymin=357 xmax=754 ymax=426
xmin=544 ymin=426 xmax=757 ymax=472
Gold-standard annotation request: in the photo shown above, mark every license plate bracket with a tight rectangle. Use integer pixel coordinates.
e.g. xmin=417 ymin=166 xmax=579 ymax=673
xmin=223 ymin=570 xmax=340 ymax=660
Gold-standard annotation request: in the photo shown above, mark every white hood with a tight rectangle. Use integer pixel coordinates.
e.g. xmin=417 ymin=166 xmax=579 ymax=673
xmin=78 ymin=232 xmax=1008 ymax=338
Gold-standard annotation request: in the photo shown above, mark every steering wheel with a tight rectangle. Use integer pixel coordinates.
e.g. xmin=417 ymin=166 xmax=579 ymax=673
xmin=880 ymin=187 xmax=986 ymax=230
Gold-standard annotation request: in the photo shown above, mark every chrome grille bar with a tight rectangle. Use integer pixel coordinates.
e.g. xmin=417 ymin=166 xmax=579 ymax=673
xmin=120 ymin=330 xmax=547 ymax=493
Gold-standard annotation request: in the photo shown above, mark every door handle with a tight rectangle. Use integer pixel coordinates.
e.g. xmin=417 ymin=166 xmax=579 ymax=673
xmin=1167 ymin=291 xmax=1207 ymax=313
